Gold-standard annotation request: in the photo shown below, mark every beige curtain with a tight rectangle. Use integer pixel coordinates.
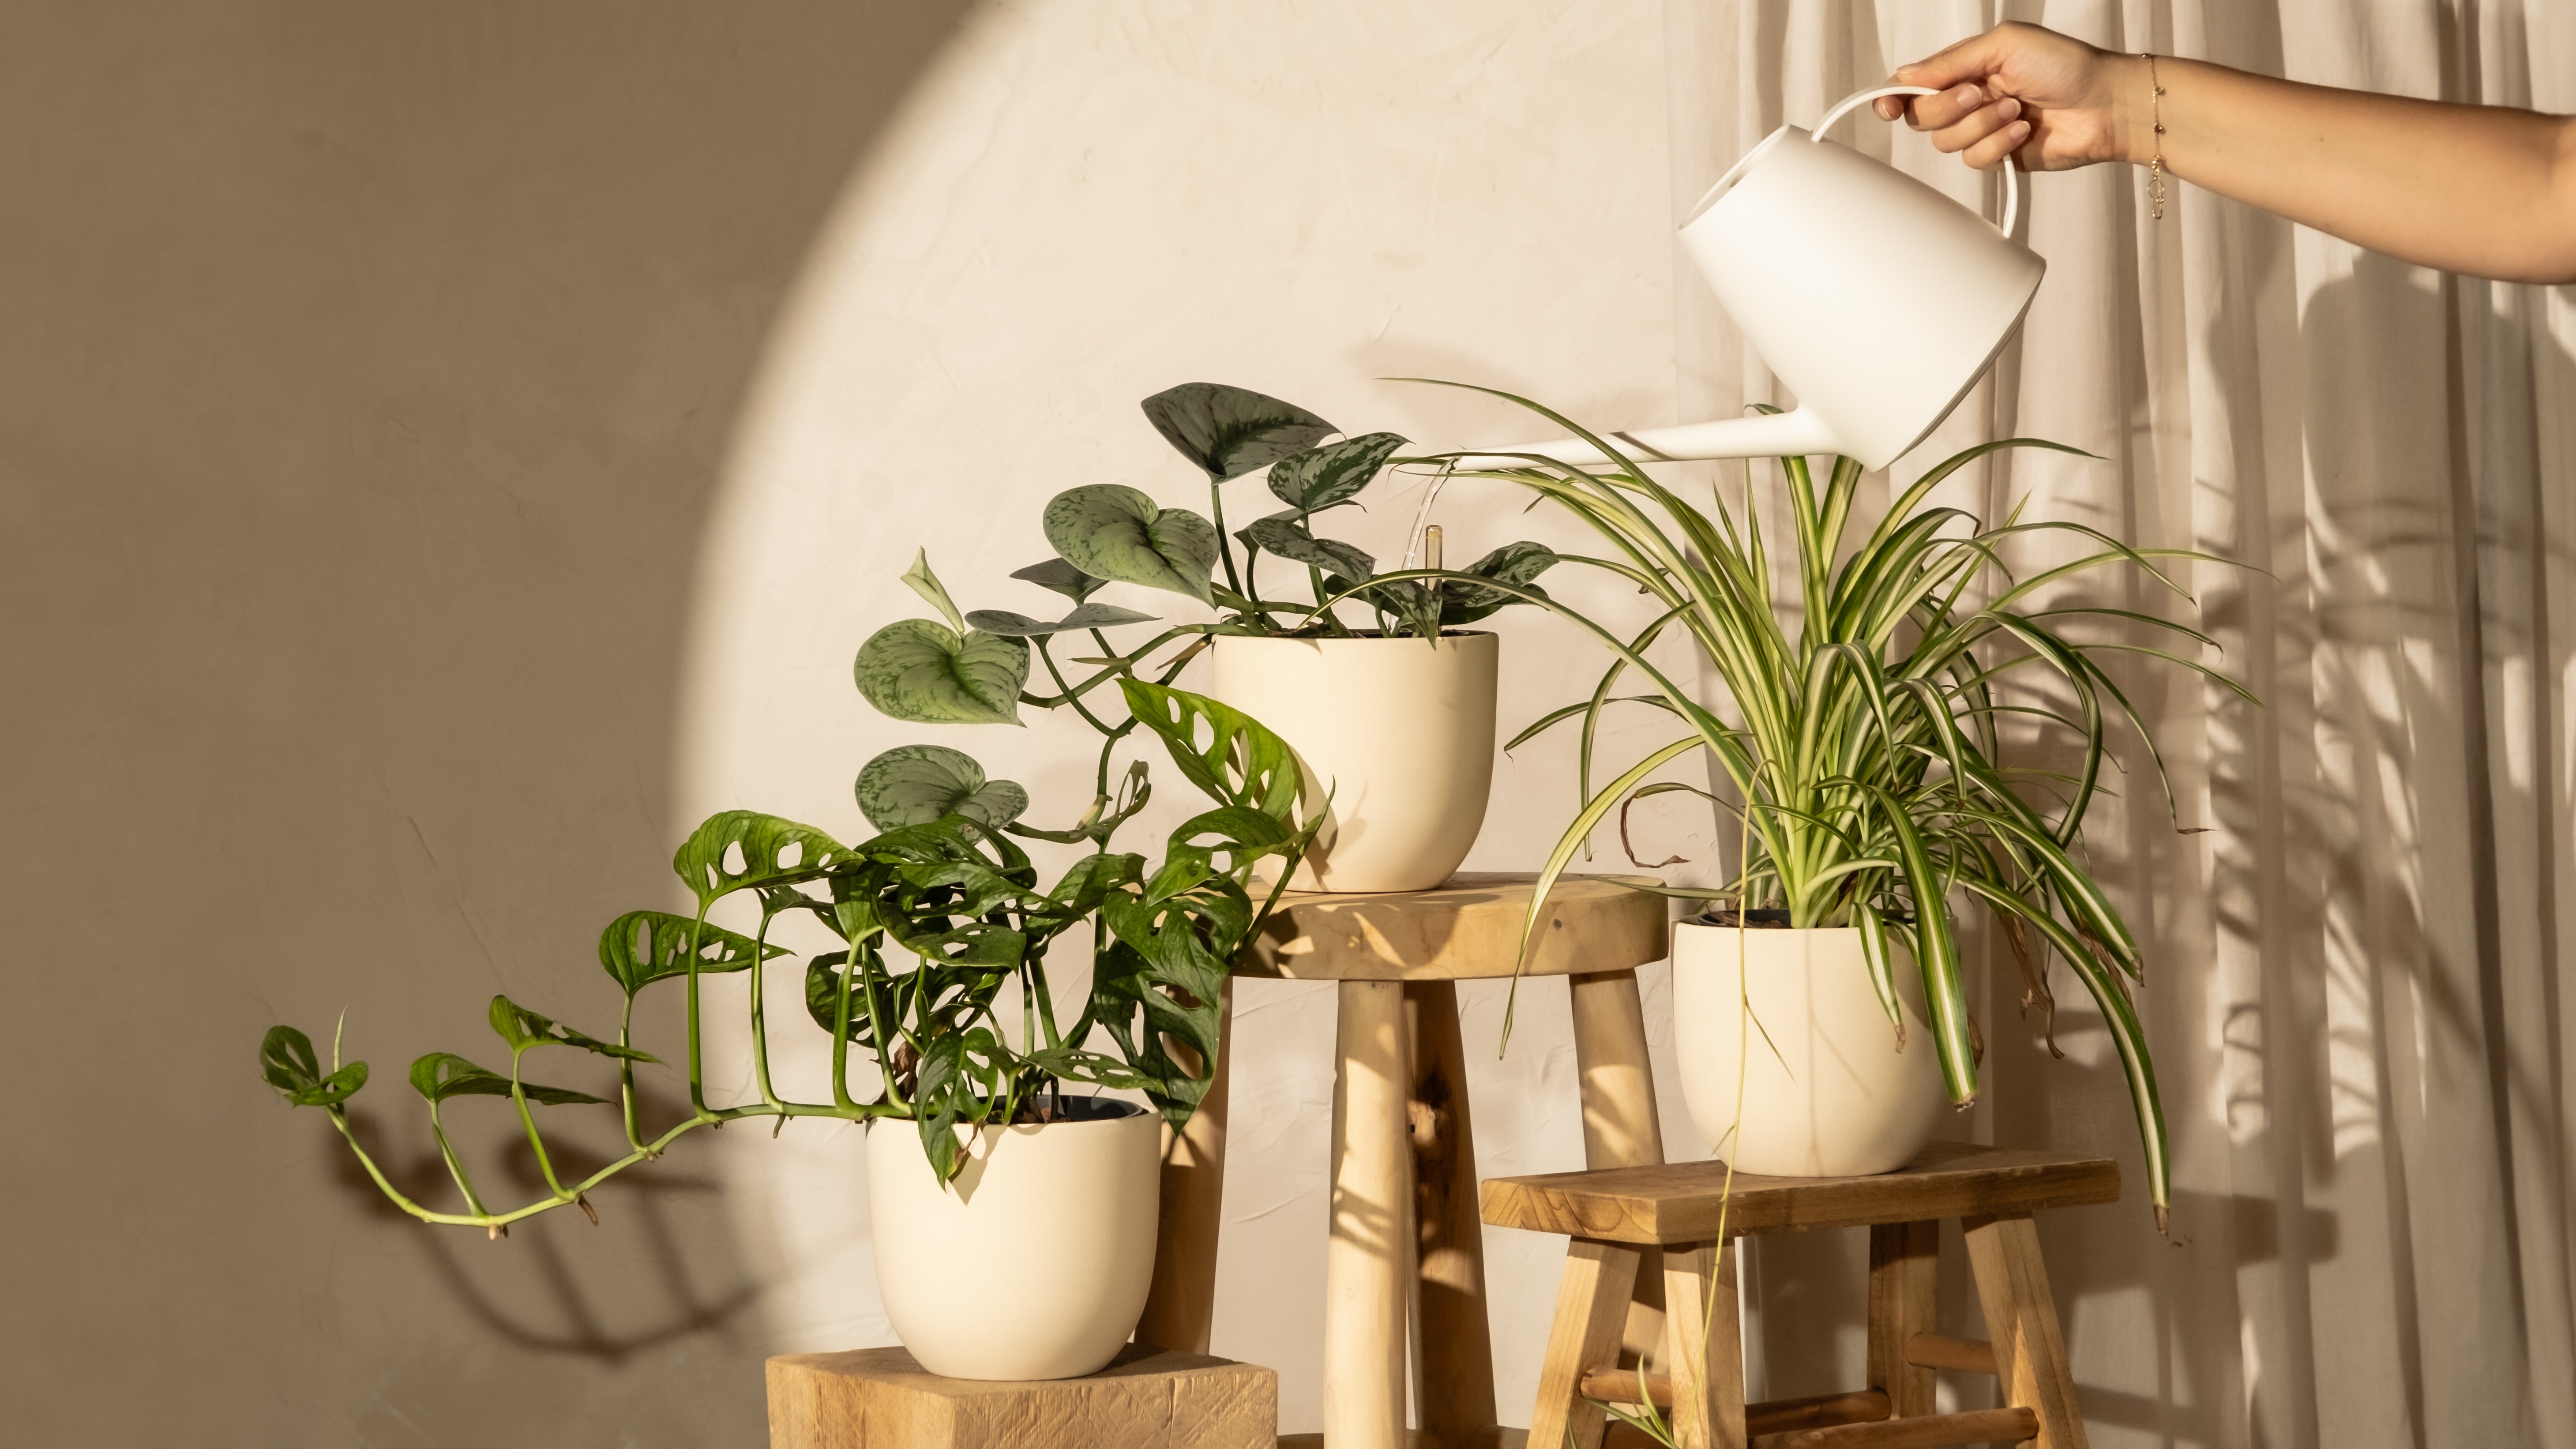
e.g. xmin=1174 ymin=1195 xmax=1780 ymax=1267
xmin=1666 ymin=3 xmax=2576 ymax=1445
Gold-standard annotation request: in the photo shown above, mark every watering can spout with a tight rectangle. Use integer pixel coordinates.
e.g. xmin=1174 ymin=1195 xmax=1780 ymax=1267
xmin=1443 ymin=83 xmax=2043 ymax=477
xmin=1447 ymin=406 xmax=1841 ymax=471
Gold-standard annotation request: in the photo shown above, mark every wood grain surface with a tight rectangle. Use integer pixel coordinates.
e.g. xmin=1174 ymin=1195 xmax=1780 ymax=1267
xmin=1480 ymin=1144 xmax=2120 ymax=1245
xmin=764 ymin=1344 xmax=1273 ymax=1449
xmin=1238 ymin=872 xmax=1667 ymax=980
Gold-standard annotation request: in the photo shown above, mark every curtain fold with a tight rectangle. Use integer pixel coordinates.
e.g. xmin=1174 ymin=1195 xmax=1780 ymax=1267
xmin=1665 ymin=4 xmax=2576 ymax=1445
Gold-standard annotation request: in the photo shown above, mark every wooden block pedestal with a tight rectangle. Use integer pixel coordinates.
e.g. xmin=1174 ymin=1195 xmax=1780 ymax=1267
xmin=766 ymin=1343 xmax=1276 ymax=1449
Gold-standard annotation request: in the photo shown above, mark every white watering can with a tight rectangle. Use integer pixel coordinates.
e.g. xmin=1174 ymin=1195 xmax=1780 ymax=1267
xmin=1459 ymin=85 xmax=2043 ymax=472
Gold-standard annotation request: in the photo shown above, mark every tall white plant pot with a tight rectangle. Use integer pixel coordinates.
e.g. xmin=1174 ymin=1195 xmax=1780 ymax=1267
xmin=1672 ymin=921 xmax=1947 ymax=1176
xmin=1209 ymin=631 xmax=1497 ymax=893
xmin=866 ymin=1100 xmax=1160 ymax=1380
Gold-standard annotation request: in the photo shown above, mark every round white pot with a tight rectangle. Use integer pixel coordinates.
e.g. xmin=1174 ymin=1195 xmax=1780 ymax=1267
xmin=866 ymin=1097 xmax=1160 ymax=1380
xmin=1671 ymin=920 xmax=1947 ymax=1177
xmin=1209 ymin=631 xmax=1497 ymax=893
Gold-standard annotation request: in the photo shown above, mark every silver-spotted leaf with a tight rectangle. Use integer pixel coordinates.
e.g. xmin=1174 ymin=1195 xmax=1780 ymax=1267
xmin=1010 ymin=557 xmax=1108 ymax=603
xmin=854 ymin=618 xmax=1030 ymax=724
xmin=1438 ymin=541 xmax=1560 ymax=623
xmin=962 ymin=602 xmax=1159 ymax=638
xmin=1268 ymin=431 xmax=1406 ymax=513
xmin=1042 ymin=486 xmax=1217 ymax=604
xmin=856 ymin=744 xmax=1031 ymax=832
xmin=1244 ymin=516 xmax=1374 ymax=581
xmin=1139 ymin=382 xmax=1337 ymax=480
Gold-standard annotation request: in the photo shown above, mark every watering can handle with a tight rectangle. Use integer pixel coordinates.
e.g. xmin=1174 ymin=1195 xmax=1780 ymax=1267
xmin=1811 ymin=84 xmax=2021 ymax=240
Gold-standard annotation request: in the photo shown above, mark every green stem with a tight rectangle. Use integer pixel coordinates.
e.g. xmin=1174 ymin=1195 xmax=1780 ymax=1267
xmin=683 ymin=905 xmax=711 ymax=1114
xmin=1037 ymin=638 xmax=1121 ymax=735
xmin=749 ymin=909 xmax=783 ymax=1111
xmin=1210 ymin=474 xmax=1243 ymax=597
xmin=830 ymin=948 xmax=859 ymax=1113
xmin=617 ymin=992 xmax=646 ymax=1152
xmin=507 ymin=1049 xmax=572 ymax=1201
xmin=426 ymin=1101 xmax=491 ymax=1216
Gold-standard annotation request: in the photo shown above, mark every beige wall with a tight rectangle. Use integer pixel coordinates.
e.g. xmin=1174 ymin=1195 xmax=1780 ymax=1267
xmin=1 ymin=2 xmax=1692 ymax=1443
xmin=685 ymin=1 xmax=1695 ymax=1435
xmin=0 ymin=5 xmax=969 ymax=1444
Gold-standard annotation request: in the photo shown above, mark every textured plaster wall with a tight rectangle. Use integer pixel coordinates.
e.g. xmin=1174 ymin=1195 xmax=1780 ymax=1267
xmin=3 ymin=1 xmax=1698 ymax=1443
xmin=681 ymin=0 xmax=1702 ymax=1436
xmin=0 ymin=5 xmax=969 ymax=1445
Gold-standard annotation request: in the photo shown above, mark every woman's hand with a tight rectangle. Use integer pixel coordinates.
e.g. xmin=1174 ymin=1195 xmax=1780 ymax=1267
xmin=1871 ymin=22 xmax=2139 ymax=173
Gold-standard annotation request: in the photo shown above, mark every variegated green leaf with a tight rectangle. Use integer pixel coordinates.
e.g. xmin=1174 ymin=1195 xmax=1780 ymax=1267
xmin=855 ymin=744 xmax=1030 ymax=832
xmin=854 ymin=618 xmax=1030 ymax=725
xmin=1140 ymin=382 xmax=1337 ymax=480
xmin=1042 ymin=485 xmax=1218 ymax=604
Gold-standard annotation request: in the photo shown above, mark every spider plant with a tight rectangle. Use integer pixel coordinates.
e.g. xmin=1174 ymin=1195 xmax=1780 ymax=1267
xmin=1403 ymin=385 xmax=2248 ymax=1229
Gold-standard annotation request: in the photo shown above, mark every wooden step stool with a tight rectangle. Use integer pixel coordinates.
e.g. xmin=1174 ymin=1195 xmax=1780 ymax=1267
xmin=1480 ymin=1142 xmax=2119 ymax=1449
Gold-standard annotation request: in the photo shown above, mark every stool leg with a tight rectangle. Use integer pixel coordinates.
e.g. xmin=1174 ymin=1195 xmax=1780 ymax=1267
xmin=1136 ymin=976 xmax=1232 ymax=1355
xmin=1866 ymin=1219 xmax=1939 ymax=1417
xmin=1404 ymin=981 xmax=1498 ymax=1449
xmin=1963 ymin=1212 xmax=2088 ymax=1449
xmin=1328 ymin=980 xmax=1412 ymax=1449
xmin=1529 ymin=1237 xmax=1644 ymax=1449
xmin=1570 ymin=969 xmax=1668 ymax=1362
xmin=1660 ymin=1239 xmax=1747 ymax=1449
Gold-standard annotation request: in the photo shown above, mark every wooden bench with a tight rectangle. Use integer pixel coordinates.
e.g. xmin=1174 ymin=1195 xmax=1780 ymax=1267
xmin=1480 ymin=1142 xmax=2119 ymax=1449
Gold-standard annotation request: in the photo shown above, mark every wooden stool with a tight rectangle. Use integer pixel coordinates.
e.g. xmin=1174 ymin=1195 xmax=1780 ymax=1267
xmin=1481 ymin=1142 xmax=2120 ymax=1449
xmin=765 ymin=1343 xmax=1275 ymax=1449
xmin=1139 ymin=872 xmax=1671 ymax=1449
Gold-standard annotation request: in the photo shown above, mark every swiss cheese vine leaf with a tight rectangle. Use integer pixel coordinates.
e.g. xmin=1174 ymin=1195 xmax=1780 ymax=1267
xmin=1117 ymin=679 xmax=1303 ymax=817
xmin=672 ymin=811 xmax=855 ymax=908
xmin=597 ymin=910 xmax=787 ymax=996
xmin=260 ymin=1025 xmax=368 ymax=1108
xmin=407 ymin=1052 xmax=605 ymax=1107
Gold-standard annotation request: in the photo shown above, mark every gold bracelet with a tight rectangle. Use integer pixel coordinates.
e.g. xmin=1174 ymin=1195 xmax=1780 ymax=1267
xmin=2140 ymin=52 xmax=2169 ymax=220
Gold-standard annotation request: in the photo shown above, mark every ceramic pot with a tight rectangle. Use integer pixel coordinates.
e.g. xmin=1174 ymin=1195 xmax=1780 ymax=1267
xmin=1671 ymin=920 xmax=1946 ymax=1176
xmin=1208 ymin=631 xmax=1497 ymax=893
xmin=866 ymin=1096 xmax=1160 ymax=1380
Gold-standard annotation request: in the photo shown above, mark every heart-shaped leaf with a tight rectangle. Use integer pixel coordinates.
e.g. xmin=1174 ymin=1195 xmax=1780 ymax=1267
xmin=598 ymin=910 xmax=788 ymax=996
xmin=1042 ymin=486 xmax=1217 ymax=604
xmin=962 ymin=602 xmax=1160 ymax=638
xmin=408 ymin=1051 xmax=605 ymax=1107
xmin=1140 ymin=382 xmax=1337 ymax=480
xmin=260 ymin=1025 xmax=370 ymax=1108
xmin=856 ymin=744 xmax=1031 ymax=832
xmin=1010 ymin=557 xmax=1108 ymax=603
xmin=1269 ymin=431 xmax=1406 ymax=513
xmin=854 ymin=619 xmax=1031 ymax=724
xmin=1438 ymin=540 xmax=1560 ymax=623
xmin=1244 ymin=516 xmax=1374 ymax=581
xmin=673 ymin=811 xmax=856 ymax=908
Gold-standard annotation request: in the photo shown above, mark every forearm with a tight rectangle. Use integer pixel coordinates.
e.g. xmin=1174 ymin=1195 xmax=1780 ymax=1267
xmin=2110 ymin=54 xmax=2576 ymax=283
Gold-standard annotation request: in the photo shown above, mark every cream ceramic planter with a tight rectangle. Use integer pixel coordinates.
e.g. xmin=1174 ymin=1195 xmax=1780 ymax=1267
xmin=1209 ymin=631 xmax=1497 ymax=893
xmin=866 ymin=1098 xmax=1160 ymax=1381
xmin=1672 ymin=920 xmax=1946 ymax=1177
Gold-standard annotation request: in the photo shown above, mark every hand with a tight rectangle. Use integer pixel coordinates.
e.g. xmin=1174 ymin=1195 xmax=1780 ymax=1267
xmin=1870 ymin=22 xmax=2137 ymax=173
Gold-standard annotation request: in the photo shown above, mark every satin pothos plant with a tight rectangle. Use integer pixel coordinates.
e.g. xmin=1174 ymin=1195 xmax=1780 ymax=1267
xmin=262 ymin=556 xmax=1325 ymax=1236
